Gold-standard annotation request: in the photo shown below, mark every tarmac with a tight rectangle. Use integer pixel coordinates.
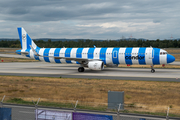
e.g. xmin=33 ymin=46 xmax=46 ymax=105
xmin=0 ymin=62 xmax=180 ymax=82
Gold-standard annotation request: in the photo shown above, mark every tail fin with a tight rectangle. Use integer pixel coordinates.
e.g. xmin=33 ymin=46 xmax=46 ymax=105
xmin=17 ymin=27 xmax=39 ymax=50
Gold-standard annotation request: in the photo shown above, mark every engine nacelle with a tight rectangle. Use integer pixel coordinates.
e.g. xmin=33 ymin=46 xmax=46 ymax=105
xmin=106 ymin=64 xmax=118 ymax=68
xmin=88 ymin=61 xmax=104 ymax=70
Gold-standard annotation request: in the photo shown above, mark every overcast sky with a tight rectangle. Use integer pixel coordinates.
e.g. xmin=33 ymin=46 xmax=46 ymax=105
xmin=0 ymin=0 xmax=180 ymax=40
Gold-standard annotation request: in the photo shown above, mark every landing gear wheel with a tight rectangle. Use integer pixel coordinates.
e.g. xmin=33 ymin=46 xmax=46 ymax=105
xmin=78 ymin=67 xmax=84 ymax=72
xmin=151 ymin=69 xmax=155 ymax=73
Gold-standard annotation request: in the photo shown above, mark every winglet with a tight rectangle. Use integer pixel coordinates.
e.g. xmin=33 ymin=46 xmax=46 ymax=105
xmin=30 ymin=45 xmax=40 ymax=56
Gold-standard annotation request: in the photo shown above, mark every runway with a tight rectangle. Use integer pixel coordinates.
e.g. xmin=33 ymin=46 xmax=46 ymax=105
xmin=0 ymin=62 xmax=180 ymax=82
xmin=0 ymin=53 xmax=32 ymax=59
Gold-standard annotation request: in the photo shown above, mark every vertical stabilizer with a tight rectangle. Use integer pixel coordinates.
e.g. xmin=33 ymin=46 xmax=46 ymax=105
xmin=17 ymin=27 xmax=38 ymax=50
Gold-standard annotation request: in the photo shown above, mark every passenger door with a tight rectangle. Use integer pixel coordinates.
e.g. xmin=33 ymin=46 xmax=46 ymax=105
xmin=149 ymin=48 xmax=154 ymax=59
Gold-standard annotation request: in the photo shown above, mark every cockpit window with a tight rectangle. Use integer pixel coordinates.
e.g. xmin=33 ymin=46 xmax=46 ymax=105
xmin=160 ymin=52 xmax=168 ymax=55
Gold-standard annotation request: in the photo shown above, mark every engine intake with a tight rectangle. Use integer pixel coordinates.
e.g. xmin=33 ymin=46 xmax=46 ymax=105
xmin=88 ymin=61 xmax=104 ymax=70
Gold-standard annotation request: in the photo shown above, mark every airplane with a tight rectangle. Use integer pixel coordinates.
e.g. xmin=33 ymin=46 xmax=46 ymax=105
xmin=16 ymin=27 xmax=175 ymax=73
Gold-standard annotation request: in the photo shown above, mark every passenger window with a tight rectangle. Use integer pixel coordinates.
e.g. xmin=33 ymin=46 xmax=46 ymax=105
xmin=163 ymin=52 xmax=165 ymax=55
xmin=160 ymin=52 xmax=162 ymax=55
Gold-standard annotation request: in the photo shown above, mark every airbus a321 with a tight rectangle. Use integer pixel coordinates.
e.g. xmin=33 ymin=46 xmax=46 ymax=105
xmin=16 ymin=27 xmax=175 ymax=73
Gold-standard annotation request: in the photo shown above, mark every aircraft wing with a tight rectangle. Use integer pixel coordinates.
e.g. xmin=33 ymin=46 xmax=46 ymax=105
xmin=30 ymin=45 xmax=101 ymax=63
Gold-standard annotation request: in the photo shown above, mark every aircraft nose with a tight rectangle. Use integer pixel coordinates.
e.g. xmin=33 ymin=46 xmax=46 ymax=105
xmin=167 ymin=54 xmax=175 ymax=63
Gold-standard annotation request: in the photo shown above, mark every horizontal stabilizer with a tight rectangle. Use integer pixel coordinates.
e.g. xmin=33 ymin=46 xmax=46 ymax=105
xmin=16 ymin=51 xmax=29 ymax=55
xmin=30 ymin=45 xmax=40 ymax=56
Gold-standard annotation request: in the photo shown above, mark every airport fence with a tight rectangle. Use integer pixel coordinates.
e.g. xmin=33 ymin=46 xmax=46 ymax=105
xmin=35 ymin=109 xmax=72 ymax=120
xmin=35 ymin=109 xmax=158 ymax=120
xmin=1 ymin=96 xmax=180 ymax=120
xmin=35 ymin=109 xmax=113 ymax=120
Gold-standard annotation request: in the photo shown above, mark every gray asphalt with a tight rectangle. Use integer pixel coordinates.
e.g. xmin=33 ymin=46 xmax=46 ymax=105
xmin=2 ymin=103 xmax=179 ymax=120
xmin=0 ymin=62 xmax=180 ymax=82
xmin=0 ymin=53 xmax=32 ymax=59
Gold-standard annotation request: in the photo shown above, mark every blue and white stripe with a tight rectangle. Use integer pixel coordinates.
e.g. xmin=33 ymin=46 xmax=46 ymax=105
xmin=54 ymin=48 xmax=61 ymax=63
xmin=27 ymin=47 xmax=172 ymax=66
xmin=17 ymin=27 xmax=176 ymax=67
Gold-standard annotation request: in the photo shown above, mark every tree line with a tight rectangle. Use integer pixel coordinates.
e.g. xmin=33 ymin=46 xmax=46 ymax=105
xmin=0 ymin=39 xmax=180 ymax=48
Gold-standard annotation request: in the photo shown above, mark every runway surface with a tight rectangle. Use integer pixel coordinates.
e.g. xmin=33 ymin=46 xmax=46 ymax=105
xmin=0 ymin=53 xmax=32 ymax=59
xmin=0 ymin=62 xmax=180 ymax=82
xmin=3 ymin=103 xmax=179 ymax=120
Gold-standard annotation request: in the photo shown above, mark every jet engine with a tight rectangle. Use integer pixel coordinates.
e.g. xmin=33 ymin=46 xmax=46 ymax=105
xmin=88 ymin=61 xmax=104 ymax=70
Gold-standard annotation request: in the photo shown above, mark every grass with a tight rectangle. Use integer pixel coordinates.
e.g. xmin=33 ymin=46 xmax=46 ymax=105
xmin=165 ymin=48 xmax=180 ymax=53
xmin=6 ymin=97 xmax=107 ymax=111
xmin=0 ymin=76 xmax=180 ymax=117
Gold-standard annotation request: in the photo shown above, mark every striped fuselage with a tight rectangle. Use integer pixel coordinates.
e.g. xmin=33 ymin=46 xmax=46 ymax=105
xmin=23 ymin=47 xmax=170 ymax=65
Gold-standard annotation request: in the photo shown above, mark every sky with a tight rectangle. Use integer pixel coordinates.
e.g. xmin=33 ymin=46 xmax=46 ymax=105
xmin=0 ymin=0 xmax=180 ymax=40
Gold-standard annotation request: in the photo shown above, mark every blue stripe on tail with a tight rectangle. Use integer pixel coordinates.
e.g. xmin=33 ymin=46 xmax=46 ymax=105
xmin=17 ymin=28 xmax=23 ymax=49
xmin=26 ymin=34 xmax=32 ymax=49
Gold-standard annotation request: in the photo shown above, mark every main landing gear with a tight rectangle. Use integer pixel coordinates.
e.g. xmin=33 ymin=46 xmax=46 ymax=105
xmin=151 ymin=65 xmax=155 ymax=73
xmin=78 ymin=67 xmax=85 ymax=72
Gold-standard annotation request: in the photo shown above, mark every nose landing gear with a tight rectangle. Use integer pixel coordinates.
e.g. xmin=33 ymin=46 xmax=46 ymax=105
xmin=151 ymin=65 xmax=155 ymax=73
xmin=151 ymin=69 xmax=155 ymax=73
xmin=78 ymin=67 xmax=85 ymax=72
